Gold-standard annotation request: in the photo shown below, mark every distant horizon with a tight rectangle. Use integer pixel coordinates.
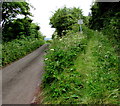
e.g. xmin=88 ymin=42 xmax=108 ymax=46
xmin=44 ymin=37 xmax=52 ymax=41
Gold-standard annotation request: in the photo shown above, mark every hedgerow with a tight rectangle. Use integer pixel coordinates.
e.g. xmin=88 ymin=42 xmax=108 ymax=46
xmin=2 ymin=37 xmax=45 ymax=66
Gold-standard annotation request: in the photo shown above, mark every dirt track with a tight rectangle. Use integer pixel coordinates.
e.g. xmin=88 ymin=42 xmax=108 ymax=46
xmin=2 ymin=44 xmax=49 ymax=104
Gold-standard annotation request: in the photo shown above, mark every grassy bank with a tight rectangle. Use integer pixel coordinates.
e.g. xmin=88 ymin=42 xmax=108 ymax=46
xmin=2 ymin=37 xmax=45 ymax=67
xmin=74 ymin=33 xmax=119 ymax=104
xmin=40 ymin=26 xmax=119 ymax=104
xmin=41 ymin=32 xmax=87 ymax=103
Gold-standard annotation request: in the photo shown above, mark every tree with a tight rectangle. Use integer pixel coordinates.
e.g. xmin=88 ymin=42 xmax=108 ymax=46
xmin=30 ymin=23 xmax=42 ymax=38
xmin=2 ymin=1 xmax=44 ymax=42
xmin=2 ymin=1 xmax=37 ymax=42
xmin=89 ymin=2 xmax=120 ymax=41
xmin=2 ymin=17 xmax=43 ymax=42
xmin=89 ymin=2 xmax=120 ymax=30
xmin=2 ymin=2 xmax=32 ymax=28
xmin=50 ymin=7 xmax=83 ymax=37
xmin=3 ymin=17 xmax=31 ymax=41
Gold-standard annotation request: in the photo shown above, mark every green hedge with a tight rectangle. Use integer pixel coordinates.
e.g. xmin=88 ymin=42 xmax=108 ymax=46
xmin=2 ymin=37 xmax=45 ymax=66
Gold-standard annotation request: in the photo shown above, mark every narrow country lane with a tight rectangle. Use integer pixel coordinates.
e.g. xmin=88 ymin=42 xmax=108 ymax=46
xmin=2 ymin=44 xmax=49 ymax=104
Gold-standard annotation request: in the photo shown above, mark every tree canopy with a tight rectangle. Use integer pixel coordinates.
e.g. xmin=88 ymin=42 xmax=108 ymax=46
xmin=2 ymin=2 xmax=31 ymax=28
xmin=50 ymin=7 xmax=83 ymax=37
xmin=89 ymin=2 xmax=120 ymax=41
xmin=89 ymin=2 xmax=120 ymax=30
xmin=2 ymin=2 xmax=43 ymax=42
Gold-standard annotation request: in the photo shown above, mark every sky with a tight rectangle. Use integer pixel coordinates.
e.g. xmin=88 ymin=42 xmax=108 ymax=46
xmin=27 ymin=0 xmax=93 ymax=38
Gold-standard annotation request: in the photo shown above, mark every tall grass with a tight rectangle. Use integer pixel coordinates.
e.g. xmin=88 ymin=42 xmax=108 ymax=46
xmin=74 ymin=32 xmax=119 ymax=104
xmin=40 ymin=26 xmax=119 ymax=104
xmin=41 ymin=32 xmax=87 ymax=103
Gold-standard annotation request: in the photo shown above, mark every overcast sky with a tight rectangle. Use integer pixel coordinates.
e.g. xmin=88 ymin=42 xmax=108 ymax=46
xmin=27 ymin=0 xmax=93 ymax=38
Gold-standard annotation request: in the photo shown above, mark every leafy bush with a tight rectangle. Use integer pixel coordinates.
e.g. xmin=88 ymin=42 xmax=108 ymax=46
xmin=89 ymin=2 xmax=120 ymax=52
xmin=2 ymin=37 xmax=45 ymax=66
xmin=50 ymin=7 xmax=83 ymax=38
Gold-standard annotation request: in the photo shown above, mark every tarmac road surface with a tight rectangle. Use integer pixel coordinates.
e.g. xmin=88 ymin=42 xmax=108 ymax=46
xmin=2 ymin=44 xmax=49 ymax=104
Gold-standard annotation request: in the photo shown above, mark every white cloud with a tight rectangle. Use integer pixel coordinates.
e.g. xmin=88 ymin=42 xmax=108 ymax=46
xmin=27 ymin=0 xmax=93 ymax=38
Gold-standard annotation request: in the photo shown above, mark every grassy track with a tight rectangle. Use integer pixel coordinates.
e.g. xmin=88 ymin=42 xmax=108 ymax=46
xmin=74 ymin=34 xmax=119 ymax=104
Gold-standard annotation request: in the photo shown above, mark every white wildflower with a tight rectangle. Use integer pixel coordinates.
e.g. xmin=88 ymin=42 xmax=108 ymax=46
xmin=50 ymin=49 xmax=54 ymax=51
xmin=45 ymin=58 xmax=48 ymax=61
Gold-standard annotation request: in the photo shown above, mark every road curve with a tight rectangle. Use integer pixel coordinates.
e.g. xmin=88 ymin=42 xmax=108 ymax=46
xmin=2 ymin=44 xmax=49 ymax=104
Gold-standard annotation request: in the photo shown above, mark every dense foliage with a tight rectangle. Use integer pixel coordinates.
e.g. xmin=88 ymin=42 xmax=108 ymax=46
xmin=89 ymin=2 xmax=120 ymax=42
xmin=50 ymin=7 xmax=83 ymax=38
xmin=42 ymin=31 xmax=87 ymax=103
xmin=2 ymin=2 xmax=31 ymax=28
xmin=40 ymin=25 xmax=119 ymax=104
xmin=2 ymin=1 xmax=119 ymax=104
xmin=2 ymin=2 xmax=42 ymax=42
xmin=1 ymin=2 xmax=45 ymax=66
xmin=2 ymin=17 xmax=41 ymax=41
xmin=38 ymin=5 xmax=120 ymax=104
xmin=43 ymin=32 xmax=87 ymax=84
xmin=2 ymin=36 xmax=45 ymax=66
